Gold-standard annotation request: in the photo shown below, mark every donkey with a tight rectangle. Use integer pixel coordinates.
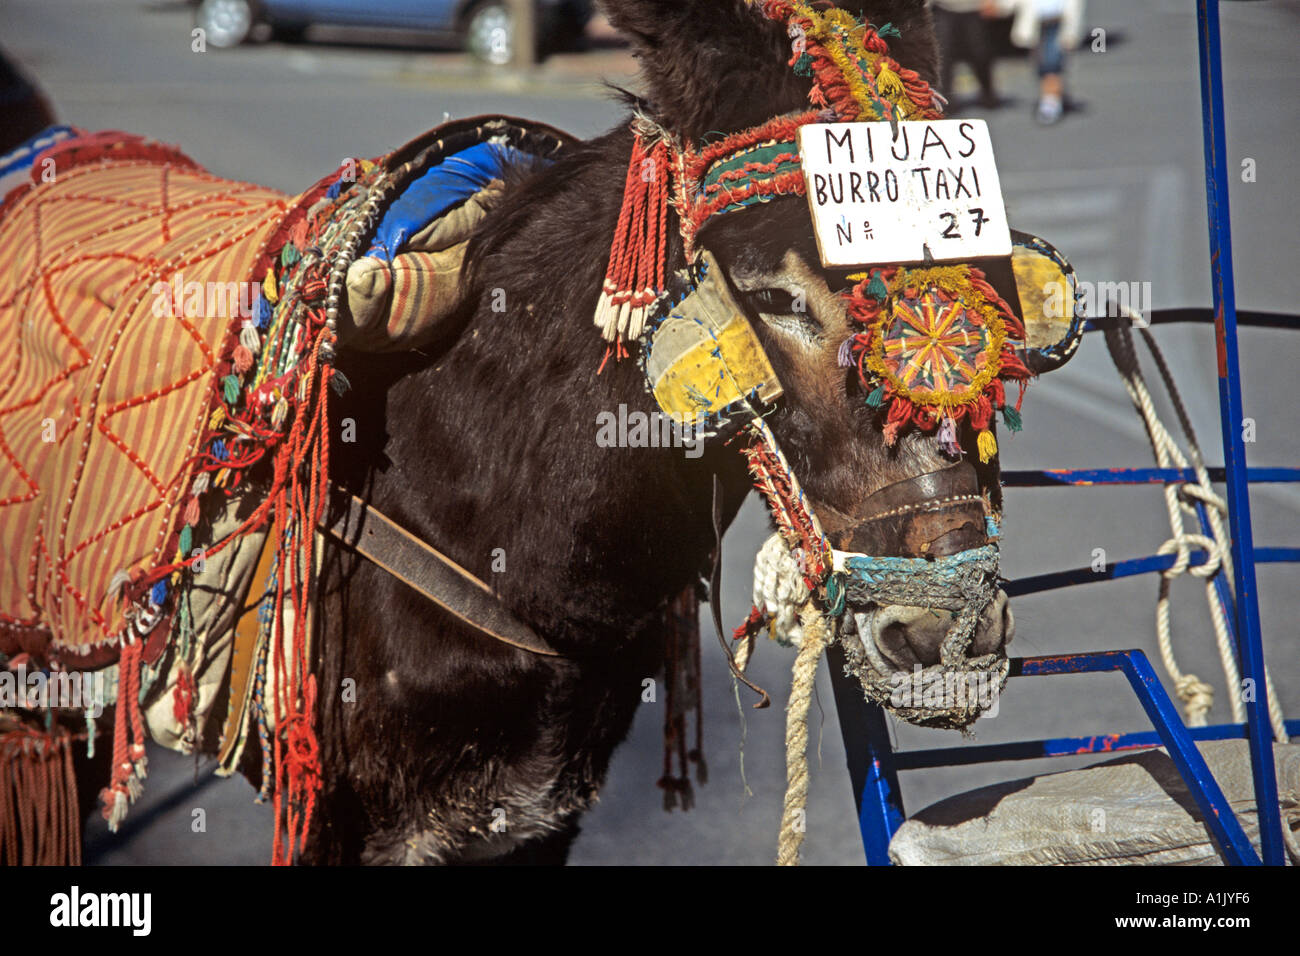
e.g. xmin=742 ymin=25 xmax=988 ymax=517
xmin=301 ymin=0 xmax=1014 ymax=865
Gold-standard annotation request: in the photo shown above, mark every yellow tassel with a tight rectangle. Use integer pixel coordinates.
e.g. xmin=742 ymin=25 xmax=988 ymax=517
xmin=208 ymin=405 xmax=226 ymax=430
xmin=977 ymin=429 xmax=998 ymax=463
xmin=876 ymin=63 xmax=904 ymax=99
xmin=215 ymin=467 xmax=230 ymax=488
xmin=359 ymin=159 xmax=375 ymax=174
xmin=262 ymin=271 xmax=278 ymax=305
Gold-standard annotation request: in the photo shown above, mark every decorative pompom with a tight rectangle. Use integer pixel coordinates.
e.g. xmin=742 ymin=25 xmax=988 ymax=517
xmin=837 ymin=337 xmax=855 ymax=367
xmin=107 ymin=568 xmax=131 ymax=598
xmin=254 ymin=294 xmax=272 ymax=330
xmin=865 ymin=271 xmax=889 ymax=301
xmin=233 ymin=344 xmax=253 ymax=374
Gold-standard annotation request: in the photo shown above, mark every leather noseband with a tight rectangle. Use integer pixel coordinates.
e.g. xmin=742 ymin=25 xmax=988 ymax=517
xmin=831 ymin=461 xmax=991 ymax=559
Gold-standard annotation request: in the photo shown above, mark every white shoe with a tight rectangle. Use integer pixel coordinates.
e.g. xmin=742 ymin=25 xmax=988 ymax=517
xmin=1035 ymin=95 xmax=1064 ymax=125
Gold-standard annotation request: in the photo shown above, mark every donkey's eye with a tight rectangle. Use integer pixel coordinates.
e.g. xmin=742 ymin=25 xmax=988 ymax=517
xmin=743 ymin=288 xmax=799 ymax=314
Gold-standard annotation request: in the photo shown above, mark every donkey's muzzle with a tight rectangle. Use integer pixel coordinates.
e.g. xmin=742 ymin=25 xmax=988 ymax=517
xmin=860 ymin=589 xmax=1014 ymax=669
xmin=826 ymin=461 xmax=1009 ymax=729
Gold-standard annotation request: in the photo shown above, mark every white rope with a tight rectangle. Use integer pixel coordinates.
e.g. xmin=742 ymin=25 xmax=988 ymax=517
xmin=753 ymin=532 xmax=809 ymax=647
xmin=1104 ymin=313 xmax=1287 ymax=742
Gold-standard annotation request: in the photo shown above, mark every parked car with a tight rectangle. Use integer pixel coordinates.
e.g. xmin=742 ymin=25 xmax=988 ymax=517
xmin=194 ymin=0 xmax=593 ymax=64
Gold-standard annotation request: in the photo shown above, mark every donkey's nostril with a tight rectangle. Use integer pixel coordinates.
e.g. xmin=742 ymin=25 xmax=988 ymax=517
xmin=869 ymin=604 xmax=947 ymax=668
xmin=863 ymin=591 xmax=1013 ymax=670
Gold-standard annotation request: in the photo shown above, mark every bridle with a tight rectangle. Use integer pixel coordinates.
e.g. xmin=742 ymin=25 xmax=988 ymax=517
xmin=311 ymin=3 xmax=1023 ymax=718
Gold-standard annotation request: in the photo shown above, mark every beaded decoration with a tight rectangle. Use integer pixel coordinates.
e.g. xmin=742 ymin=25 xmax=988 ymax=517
xmin=144 ymin=156 xmax=384 ymax=863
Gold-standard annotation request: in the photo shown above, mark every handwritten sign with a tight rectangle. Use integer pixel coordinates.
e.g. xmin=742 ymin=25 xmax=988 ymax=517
xmin=796 ymin=119 xmax=1011 ymax=267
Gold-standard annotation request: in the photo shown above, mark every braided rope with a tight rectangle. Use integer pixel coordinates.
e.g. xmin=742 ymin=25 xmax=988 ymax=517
xmin=777 ymin=602 xmax=829 ymax=866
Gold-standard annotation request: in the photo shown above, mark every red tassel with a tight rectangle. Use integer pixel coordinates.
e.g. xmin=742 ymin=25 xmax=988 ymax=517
xmin=233 ymin=344 xmax=253 ymax=374
xmin=172 ymin=661 xmax=195 ymax=727
xmin=593 ymin=133 xmax=670 ymax=345
xmin=968 ymin=394 xmax=994 ymax=431
xmin=99 ymin=639 xmax=146 ymax=830
xmin=182 ymin=496 xmax=200 ymax=526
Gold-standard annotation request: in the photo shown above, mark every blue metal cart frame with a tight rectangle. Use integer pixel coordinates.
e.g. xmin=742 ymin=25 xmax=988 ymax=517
xmin=830 ymin=0 xmax=1295 ymax=866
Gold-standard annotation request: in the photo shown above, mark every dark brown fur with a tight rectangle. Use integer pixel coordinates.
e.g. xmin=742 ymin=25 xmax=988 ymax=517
xmin=302 ymin=0 xmax=962 ymax=864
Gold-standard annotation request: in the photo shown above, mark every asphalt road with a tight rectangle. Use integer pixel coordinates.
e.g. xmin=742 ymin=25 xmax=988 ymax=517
xmin=4 ymin=0 xmax=1297 ymax=866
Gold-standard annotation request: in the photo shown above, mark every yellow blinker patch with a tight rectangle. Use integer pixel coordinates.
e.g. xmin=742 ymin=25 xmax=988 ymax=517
xmin=643 ymin=250 xmax=783 ymax=427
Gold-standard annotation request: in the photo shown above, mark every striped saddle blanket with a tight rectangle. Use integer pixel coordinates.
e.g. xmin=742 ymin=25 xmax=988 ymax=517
xmin=0 ymin=118 xmax=571 ymax=862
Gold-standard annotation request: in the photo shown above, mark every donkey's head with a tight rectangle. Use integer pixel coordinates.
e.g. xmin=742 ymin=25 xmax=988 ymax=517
xmin=602 ymin=0 xmax=1022 ymax=725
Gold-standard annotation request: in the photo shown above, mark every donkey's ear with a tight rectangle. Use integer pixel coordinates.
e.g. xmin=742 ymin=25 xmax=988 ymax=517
xmin=599 ymin=0 xmax=764 ymax=51
xmin=598 ymin=0 xmax=801 ymax=142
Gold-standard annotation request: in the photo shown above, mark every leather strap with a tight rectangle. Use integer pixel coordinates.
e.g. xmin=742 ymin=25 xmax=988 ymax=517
xmin=835 ymin=461 xmax=990 ymax=559
xmin=711 ymin=474 xmax=770 ymax=708
xmin=322 ymin=492 xmax=561 ymax=658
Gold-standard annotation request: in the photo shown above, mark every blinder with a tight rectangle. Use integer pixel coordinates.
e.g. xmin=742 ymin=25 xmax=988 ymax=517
xmin=640 ymin=249 xmax=782 ymax=436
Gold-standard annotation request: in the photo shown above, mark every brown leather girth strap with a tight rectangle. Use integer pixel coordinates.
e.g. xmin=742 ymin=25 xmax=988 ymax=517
xmin=323 ymin=492 xmax=561 ymax=657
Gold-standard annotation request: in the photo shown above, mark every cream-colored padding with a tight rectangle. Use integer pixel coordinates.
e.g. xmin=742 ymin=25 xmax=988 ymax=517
xmin=141 ymin=497 xmax=267 ymax=755
xmin=889 ymin=740 xmax=1299 ymax=865
xmin=340 ymin=181 xmax=505 ymax=352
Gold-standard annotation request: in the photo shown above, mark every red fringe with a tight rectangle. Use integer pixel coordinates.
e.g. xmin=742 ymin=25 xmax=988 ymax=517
xmin=1 ymin=723 xmax=83 ymax=865
xmin=601 ymin=133 xmax=670 ymax=312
